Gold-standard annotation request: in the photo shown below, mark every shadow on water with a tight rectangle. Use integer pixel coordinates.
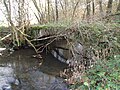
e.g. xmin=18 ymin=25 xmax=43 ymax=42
xmin=0 ymin=49 xmax=69 ymax=90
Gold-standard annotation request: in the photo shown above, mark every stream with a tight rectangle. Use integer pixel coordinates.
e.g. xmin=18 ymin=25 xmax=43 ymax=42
xmin=0 ymin=48 xmax=69 ymax=90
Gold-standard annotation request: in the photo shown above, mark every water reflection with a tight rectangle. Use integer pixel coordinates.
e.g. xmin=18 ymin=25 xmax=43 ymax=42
xmin=0 ymin=49 xmax=68 ymax=90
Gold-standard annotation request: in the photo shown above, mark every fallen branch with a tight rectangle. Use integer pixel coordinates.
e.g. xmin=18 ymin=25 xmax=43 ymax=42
xmin=0 ymin=34 xmax=11 ymax=41
xmin=25 ymin=37 xmax=38 ymax=53
xmin=37 ymin=37 xmax=57 ymax=53
xmin=30 ymin=34 xmax=66 ymax=42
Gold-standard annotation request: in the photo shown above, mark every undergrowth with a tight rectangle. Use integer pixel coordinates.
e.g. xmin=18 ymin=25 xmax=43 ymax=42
xmin=66 ymin=21 xmax=120 ymax=90
xmin=69 ymin=55 xmax=120 ymax=90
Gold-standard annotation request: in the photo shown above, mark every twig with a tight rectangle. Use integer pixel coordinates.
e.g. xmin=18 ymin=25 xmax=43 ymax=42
xmin=0 ymin=34 xmax=12 ymax=41
xmin=25 ymin=37 xmax=38 ymax=53
xmin=30 ymin=34 xmax=66 ymax=41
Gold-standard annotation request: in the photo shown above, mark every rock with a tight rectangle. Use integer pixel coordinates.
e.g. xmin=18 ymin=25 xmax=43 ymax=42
xmin=2 ymin=84 xmax=12 ymax=90
xmin=0 ymin=48 xmax=6 ymax=52
xmin=74 ymin=42 xmax=83 ymax=55
xmin=51 ymin=49 xmax=67 ymax=63
xmin=48 ymin=80 xmax=68 ymax=90
xmin=0 ymin=53 xmax=2 ymax=56
xmin=14 ymin=79 xmax=20 ymax=85
xmin=7 ymin=77 xmax=19 ymax=85
xmin=0 ymin=48 xmax=6 ymax=56
xmin=0 ymin=67 xmax=19 ymax=90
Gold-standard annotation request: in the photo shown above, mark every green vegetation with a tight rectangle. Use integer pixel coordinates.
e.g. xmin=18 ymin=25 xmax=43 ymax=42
xmin=69 ymin=55 xmax=120 ymax=90
xmin=75 ymin=22 xmax=120 ymax=57
xmin=62 ymin=21 xmax=120 ymax=90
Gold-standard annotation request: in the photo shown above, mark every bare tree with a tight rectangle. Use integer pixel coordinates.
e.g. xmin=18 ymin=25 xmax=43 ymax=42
xmin=47 ymin=0 xmax=50 ymax=22
xmin=71 ymin=0 xmax=80 ymax=20
xmin=3 ymin=0 xmax=31 ymax=46
xmin=117 ymin=0 xmax=120 ymax=12
xmin=18 ymin=0 xmax=25 ymax=26
xmin=92 ymin=0 xmax=95 ymax=15
xmin=3 ymin=0 xmax=20 ymax=45
xmin=2 ymin=0 xmax=119 ymax=27
xmin=86 ymin=0 xmax=91 ymax=20
xmin=106 ymin=0 xmax=113 ymax=15
xmin=3 ymin=0 xmax=13 ymax=25
xmin=32 ymin=0 xmax=45 ymax=24
xmin=99 ymin=0 xmax=103 ymax=16
xmin=59 ymin=0 xmax=66 ymax=18
xmin=55 ymin=0 xmax=58 ymax=22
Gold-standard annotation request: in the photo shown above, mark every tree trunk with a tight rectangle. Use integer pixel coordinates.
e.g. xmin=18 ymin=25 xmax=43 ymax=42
xmin=99 ymin=0 xmax=103 ymax=17
xmin=18 ymin=0 xmax=25 ymax=26
xmin=59 ymin=0 xmax=66 ymax=18
xmin=92 ymin=0 xmax=95 ymax=15
xmin=47 ymin=0 xmax=50 ymax=22
xmin=3 ymin=0 xmax=12 ymax=25
xmin=72 ymin=0 xmax=80 ymax=20
xmin=106 ymin=0 xmax=113 ymax=15
xmin=55 ymin=0 xmax=58 ymax=22
xmin=32 ymin=0 xmax=46 ymax=24
xmin=99 ymin=0 xmax=103 ymax=13
xmin=117 ymin=0 xmax=120 ymax=12
xmin=86 ymin=0 xmax=91 ymax=20
xmin=3 ymin=0 xmax=20 ymax=45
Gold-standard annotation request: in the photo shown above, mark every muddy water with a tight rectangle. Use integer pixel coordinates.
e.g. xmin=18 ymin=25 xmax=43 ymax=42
xmin=0 ymin=49 xmax=69 ymax=90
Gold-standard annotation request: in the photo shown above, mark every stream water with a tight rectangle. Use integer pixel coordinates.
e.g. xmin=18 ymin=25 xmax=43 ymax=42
xmin=0 ymin=49 xmax=69 ymax=90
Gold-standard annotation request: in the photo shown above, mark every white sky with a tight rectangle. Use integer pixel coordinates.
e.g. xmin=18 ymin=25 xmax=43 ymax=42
xmin=0 ymin=3 xmax=8 ymax=26
xmin=0 ymin=0 xmax=47 ymax=26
